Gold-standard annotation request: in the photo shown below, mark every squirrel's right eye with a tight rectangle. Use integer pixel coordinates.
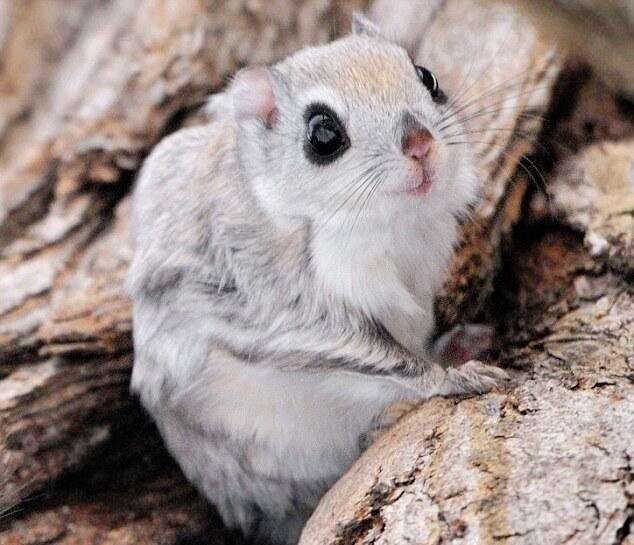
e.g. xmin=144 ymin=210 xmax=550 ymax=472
xmin=304 ymin=104 xmax=349 ymax=166
xmin=415 ymin=65 xmax=446 ymax=104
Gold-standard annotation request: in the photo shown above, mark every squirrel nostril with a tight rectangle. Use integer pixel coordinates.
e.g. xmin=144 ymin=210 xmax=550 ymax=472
xmin=403 ymin=128 xmax=433 ymax=163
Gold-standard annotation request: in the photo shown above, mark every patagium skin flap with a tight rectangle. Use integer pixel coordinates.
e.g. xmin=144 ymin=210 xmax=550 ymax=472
xmin=127 ymin=13 xmax=508 ymax=545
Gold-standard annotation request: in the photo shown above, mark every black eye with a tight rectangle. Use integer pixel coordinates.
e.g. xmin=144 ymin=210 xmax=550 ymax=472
xmin=304 ymin=104 xmax=349 ymax=165
xmin=415 ymin=65 xmax=446 ymax=104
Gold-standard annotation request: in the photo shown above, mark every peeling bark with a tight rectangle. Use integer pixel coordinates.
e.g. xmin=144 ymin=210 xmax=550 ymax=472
xmin=0 ymin=420 xmax=244 ymax=545
xmin=548 ymin=140 xmax=634 ymax=273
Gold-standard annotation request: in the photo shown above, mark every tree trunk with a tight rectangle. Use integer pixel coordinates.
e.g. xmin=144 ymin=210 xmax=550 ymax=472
xmin=1 ymin=0 xmax=633 ymax=544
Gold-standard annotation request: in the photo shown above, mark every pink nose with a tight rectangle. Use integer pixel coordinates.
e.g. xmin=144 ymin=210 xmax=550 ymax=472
xmin=403 ymin=128 xmax=433 ymax=163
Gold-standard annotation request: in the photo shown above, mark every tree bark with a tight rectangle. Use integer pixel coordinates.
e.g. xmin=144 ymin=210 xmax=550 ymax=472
xmin=1 ymin=0 xmax=633 ymax=544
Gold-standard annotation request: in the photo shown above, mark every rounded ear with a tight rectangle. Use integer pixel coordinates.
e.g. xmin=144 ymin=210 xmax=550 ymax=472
xmin=351 ymin=12 xmax=382 ymax=38
xmin=229 ymin=66 xmax=278 ymax=128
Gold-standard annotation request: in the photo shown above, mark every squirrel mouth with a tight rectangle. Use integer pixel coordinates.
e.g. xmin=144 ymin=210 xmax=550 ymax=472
xmin=406 ymin=171 xmax=433 ymax=196
xmin=407 ymin=178 xmax=432 ymax=196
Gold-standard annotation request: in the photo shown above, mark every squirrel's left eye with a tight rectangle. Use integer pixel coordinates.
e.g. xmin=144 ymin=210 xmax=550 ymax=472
xmin=415 ymin=65 xmax=446 ymax=104
xmin=304 ymin=103 xmax=350 ymax=166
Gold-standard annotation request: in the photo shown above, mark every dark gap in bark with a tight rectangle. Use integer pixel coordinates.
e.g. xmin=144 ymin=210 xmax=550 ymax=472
xmin=2 ymin=397 xmax=246 ymax=544
xmin=0 ymin=166 xmax=57 ymax=251
xmin=474 ymin=61 xmax=618 ymax=355
xmin=615 ymin=514 xmax=632 ymax=545
xmin=487 ymin=219 xmax=587 ymax=348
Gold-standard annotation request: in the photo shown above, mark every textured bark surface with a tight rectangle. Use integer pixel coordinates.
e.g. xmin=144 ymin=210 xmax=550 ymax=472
xmin=1 ymin=421 xmax=244 ymax=545
xmin=1 ymin=0 xmax=633 ymax=544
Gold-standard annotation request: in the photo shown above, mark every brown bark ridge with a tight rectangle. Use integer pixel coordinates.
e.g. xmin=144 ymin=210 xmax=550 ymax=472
xmin=0 ymin=421 xmax=244 ymax=545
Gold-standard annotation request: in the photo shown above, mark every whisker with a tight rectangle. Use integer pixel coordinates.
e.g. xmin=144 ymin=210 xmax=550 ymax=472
xmin=517 ymin=153 xmax=550 ymax=201
xmin=345 ymin=168 xmax=386 ymax=241
xmin=438 ymin=26 xmax=521 ymax=116
xmin=439 ymin=56 xmax=485 ymax=114
xmin=344 ymin=168 xmax=384 ymax=235
xmin=439 ymin=106 xmax=546 ymax=133
xmin=442 ymin=127 xmax=552 ymax=159
xmin=446 ymin=139 xmax=549 ymax=198
xmin=312 ymin=164 xmax=383 ymax=239
xmin=437 ymin=67 xmax=541 ymax=127
xmin=437 ymin=82 xmax=553 ymax=133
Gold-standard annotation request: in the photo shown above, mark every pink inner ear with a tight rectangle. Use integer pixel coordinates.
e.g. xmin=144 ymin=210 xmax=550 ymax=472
xmin=231 ymin=67 xmax=277 ymax=127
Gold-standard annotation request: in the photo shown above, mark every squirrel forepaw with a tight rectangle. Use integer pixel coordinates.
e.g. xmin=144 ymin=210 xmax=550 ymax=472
xmin=439 ymin=360 xmax=511 ymax=397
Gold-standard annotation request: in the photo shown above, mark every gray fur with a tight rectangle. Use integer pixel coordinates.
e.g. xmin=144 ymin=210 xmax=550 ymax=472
xmin=128 ymin=20 xmax=507 ymax=545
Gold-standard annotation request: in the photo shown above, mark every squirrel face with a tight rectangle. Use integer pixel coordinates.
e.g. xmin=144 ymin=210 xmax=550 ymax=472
xmin=229 ymin=17 xmax=478 ymax=235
